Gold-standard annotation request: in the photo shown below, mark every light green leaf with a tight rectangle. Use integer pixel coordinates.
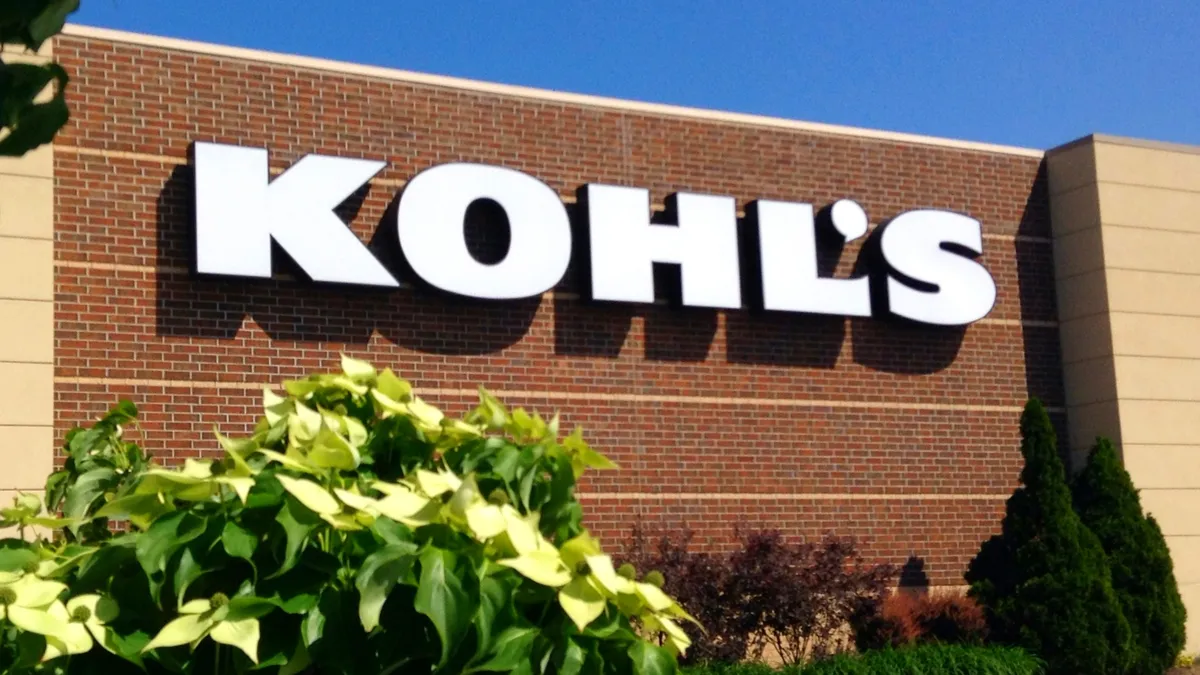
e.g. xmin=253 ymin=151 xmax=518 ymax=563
xmin=6 ymin=605 xmax=69 ymax=637
xmin=465 ymin=503 xmax=506 ymax=540
xmin=415 ymin=547 xmax=474 ymax=668
xmin=408 ymin=397 xmax=445 ymax=431
xmin=10 ymin=575 xmax=68 ymax=607
xmin=291 ymin=402 xmax=323 ymax=440
xmin=498 ymin=551 xmax=572 ymax=588
xmin=216 ymin=476 xmax=255 ymax=504
xmin=627 ymin=641 xmax=677 ymax=675
xmin=340 ymin=354 xmax=377 ymax=383
xmin=414 ymin=469 xmax=459 ymax=497
xmin=211 ymin=618 xmax=263 ymax=664
xmin=586 ymin=555 xmax=633 ymax=596
xmin=355 ymin=542 xmax=418 ymax=632
xmin=257 ymin=449 xmax=318 ymax=475
xmin=308 ymin=425 xmax=360 ymax=471
xmin=634 ymin=582 xmax=674 ymax=612
xmin=374 ymin=492 xmax=440 ymax=528
xmin=376 ymin=368 xmax=412 ymax=402
xmin=276 ymin=475 xmax=340 ymax=515
xmin=559 ymin=577 xmax=606 ymax=631
xmin=142 ymin=613 xmax=215 ymax=653
xmin=333 ymin=488 xmax=378 ymax=514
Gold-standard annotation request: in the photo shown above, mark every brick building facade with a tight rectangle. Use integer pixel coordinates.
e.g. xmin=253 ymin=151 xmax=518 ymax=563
xmin=4 ymin=24 xmax=1200 ymax=647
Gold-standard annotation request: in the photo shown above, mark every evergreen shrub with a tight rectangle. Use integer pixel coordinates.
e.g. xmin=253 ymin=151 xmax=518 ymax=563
xmin=964 ymin=398 xmax=1131 ymax=675
xmin=1072 ymin=437 xmax=1187 ymax=675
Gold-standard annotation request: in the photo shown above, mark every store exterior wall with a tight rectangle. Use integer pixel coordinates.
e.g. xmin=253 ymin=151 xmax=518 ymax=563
xmin=38 ymin=24 xmax=1062 ymax=589
xmin=0 ymin=41 xmax=57 ymax=537
xmin=1047 ymin=134 xmax=1200 ymax=650
xmin=1 ymin=22 xmax=1069 ymax=593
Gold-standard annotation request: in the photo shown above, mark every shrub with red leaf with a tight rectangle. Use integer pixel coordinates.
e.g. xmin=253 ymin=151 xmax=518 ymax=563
xmin=852 ymin=589 xmax=988 ymax=650
xmin=620 ymin=524 xmax=898 ymax=666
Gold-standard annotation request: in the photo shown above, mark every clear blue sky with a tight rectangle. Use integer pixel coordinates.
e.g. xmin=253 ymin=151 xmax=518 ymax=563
xmin=73 ymin=1 xmax=1200 ymax=150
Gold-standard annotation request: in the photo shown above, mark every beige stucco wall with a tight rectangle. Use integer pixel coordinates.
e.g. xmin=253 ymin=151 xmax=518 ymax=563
xmin=0 ymin=42 xmax=57 ymax=534
xmin=1048 ymin=134 xmax=1200 ymax=652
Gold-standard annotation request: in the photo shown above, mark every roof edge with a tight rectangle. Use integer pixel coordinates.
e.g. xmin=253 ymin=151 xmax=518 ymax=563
xmin=60 ymin=24 xmax=1045 ymax=159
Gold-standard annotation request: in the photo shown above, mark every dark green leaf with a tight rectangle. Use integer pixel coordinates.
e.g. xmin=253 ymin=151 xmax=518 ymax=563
xmin=135 ymin=511 xmax=206 ymax=578
xmin=370 ymin=515 xmax=413 ymax=546
xmin=27 ymin=0 xmax=79 ymax=47
xmin=222 ymin=521 xmax=258 ymax=561
xmin=12 ymin=630 xmax=46 ymax=669
xmin=627 ymin=641 xmax=677 ymax=675
xmin=415 ymin=547 xmax=475 ymax=668
xmin=171 ymin=545 xmax=210 ymax=608
xmin=468 ymin=626 xmax=539 ymax=673
xmin=355 ymin=542 xmax=418 ymax=632
xmin=491 ymin=445 xmax=521 ymax=483
xmin=271 ymin=495 xmax=321 ymax=579
xmin=256 ymin=563 xmax=323 ymax=615
xmin=43 ymin=469 xmax=69 ymax=513
xmin=473 ymin=573 xmax=517 ymax=663
xmin=75 ymin=534 xmax=137 ymax=589
xmin=0 ymin=543 xmax=37 ymax=572
xmin=557 ymin=637 xmax=586 ymax=675
xmin=227 ymin=596 xmax=278 ymax=621
xmin=245 ymin=473 xmax=285 ymax=510
xmin=0 ymin=63 xmax=69 ymax=157
xmin=63 ymin=467 xmax=117 ymax=524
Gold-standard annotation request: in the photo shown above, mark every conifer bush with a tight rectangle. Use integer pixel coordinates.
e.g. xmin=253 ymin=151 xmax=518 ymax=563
xmin=964 ymin=398 xmax=1131 ymax=675
xmin=0 ymin=356 xmax=694 ymax=675
xmin=1072 ymin=437 xmax=1187 ymax=675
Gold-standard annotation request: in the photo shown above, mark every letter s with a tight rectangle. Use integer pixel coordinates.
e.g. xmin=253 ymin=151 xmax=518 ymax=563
xmin=879 ymin=210 xmax=996 ymax=326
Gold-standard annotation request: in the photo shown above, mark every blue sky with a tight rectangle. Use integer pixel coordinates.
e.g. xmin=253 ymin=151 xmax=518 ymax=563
xmin=72 ymin=1 xmax=1200 ymax=150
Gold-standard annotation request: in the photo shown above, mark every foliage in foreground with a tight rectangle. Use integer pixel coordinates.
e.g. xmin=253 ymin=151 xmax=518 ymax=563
xmin=965 ymin=399 xmax=1131 ymax=675
xmin=1072 ymin=437 xmax=1187 ymax=675
xmin=0 ymin=0 xmax=78 ymax=156
xmin=0 ymin=356 xmax=692 ymax=675
xmin=680 ymin=644 xmax=1043 ymax=675
xmin=621 ymin=527 xmax=896 ymax=666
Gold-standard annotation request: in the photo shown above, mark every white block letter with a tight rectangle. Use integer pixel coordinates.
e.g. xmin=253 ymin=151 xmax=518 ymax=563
xmin=395 ymin=163 xmax=572 ymax=299
xmin=755 ymin=198 xmax=871 ymax=316
xmin=193 ymin=142 xmax=396 ymax=286
xmin=582 ymin=184 xmax=741 ymax=308
xmin=880 ymin=210 xmax=997 ymax=325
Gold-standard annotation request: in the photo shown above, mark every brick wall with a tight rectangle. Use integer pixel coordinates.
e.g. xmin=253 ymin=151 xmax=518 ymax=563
xmin=50 ymin=34 xmax=1061 ymax=586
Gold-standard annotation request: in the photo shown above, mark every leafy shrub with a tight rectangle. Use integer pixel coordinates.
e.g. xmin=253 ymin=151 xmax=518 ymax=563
xmin=1072 ymin=437 xmax=1187 ymax=675
xmin=622 ymin=527 xmax=896 ymax=666
xmin=964 ymin=398 xmax=1131 ymax=675
xmin=801 ymin=644 xmax=1043 ymax=675
xmin=852 ymin=590 xmax=986 ymax=650
xmin=622 ymin=527 xmax=747 ymax=664
xmin=0 ymin=356 xmax=694 ymax=674
xmin=679 ymin=644 xmax=1043 ymax=675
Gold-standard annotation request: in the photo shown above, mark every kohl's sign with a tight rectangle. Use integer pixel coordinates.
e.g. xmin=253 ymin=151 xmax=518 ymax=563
xmin=191 ymin=142 xmax=997 ymax=326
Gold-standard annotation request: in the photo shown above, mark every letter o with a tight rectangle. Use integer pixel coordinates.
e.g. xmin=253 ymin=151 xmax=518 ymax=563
xmin=396 ymin=163 xmax=572 ymax=299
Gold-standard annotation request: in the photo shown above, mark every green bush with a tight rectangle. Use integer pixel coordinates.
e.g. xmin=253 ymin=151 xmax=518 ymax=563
xmin=964 ymin=399 xmax=1131 ymax=675
xmin=680 ymin=644 xmax=1043 ymax=675
xmin=0 ymin=356 xmax=694 ymax=674
xmin=1072 ymin=437 xmax=1187 ymax=675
